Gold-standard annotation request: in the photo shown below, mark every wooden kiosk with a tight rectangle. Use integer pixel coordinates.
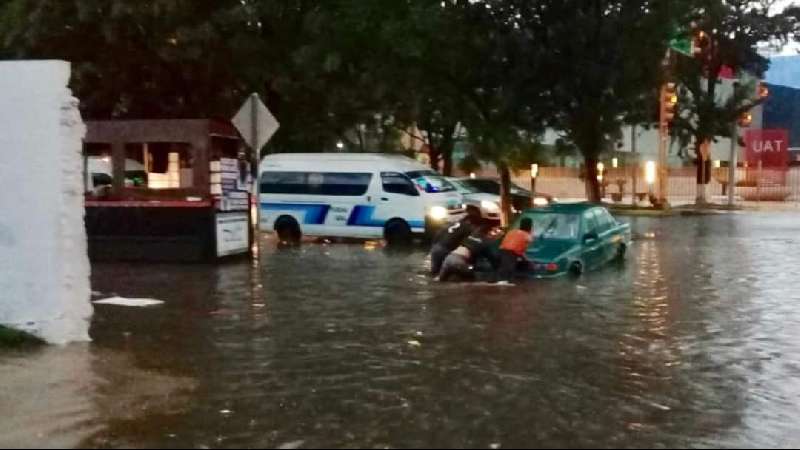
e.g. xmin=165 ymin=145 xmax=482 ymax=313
xmin=83 ymin=119 xmax=254 ymax=262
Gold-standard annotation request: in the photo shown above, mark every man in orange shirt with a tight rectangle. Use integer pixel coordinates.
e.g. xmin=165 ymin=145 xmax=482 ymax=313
xmin=497 ymin=217 xmax=533 ymax=283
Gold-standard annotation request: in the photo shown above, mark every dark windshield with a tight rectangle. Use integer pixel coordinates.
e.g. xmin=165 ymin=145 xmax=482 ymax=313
xmin=524 ymin=213 xmax=581 ymax=240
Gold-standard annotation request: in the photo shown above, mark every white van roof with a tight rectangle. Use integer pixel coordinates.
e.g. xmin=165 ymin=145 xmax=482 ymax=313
xmin=260 ymin=153 xmax=432 ymax=173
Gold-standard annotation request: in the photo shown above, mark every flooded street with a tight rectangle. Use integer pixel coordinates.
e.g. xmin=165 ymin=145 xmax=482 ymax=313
xmin=3 ymin=213 xmax=800 ymax=448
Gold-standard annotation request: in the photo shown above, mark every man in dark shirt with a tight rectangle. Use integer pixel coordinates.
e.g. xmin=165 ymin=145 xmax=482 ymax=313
xmin=438 ymin=222 xmax=499 ymax=282
xmin=429 ymin=207 xmax=481 ymax=276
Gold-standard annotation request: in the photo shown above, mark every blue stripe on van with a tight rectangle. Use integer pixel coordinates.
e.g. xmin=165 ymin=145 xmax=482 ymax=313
xmin=262 ymin=203 xmax=426 ymax=230
xmin=261 ymin=203 xmax=330 ymax=225
xmin=347 ymin=206 xmax=383 ymax=227
xmin=347 ymin=206 xmax=425 ymax=229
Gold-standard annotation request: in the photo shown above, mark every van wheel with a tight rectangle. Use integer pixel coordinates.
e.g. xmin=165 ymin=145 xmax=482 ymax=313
xmin=616 ymin=244 xmax=627 ymax=261
xmin=275 ymin=216 xmax=301 ymax=245
xmin=384 ymin=219 xmax=412 ymax=247
xmin=569 ymin=261 xmax=584 ymax=277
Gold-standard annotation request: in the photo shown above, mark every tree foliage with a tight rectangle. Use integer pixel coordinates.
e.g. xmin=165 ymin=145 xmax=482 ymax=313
xmin=671 ymin=0 xmax=795 ymax=202
xmin=2 ymin=0 xmax=797 ymax=210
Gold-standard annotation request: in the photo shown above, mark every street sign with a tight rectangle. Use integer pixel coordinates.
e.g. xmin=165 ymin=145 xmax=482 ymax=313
xmin=670 ymin=36 xmax=693 ymax=57
xmin=745 ymin=129 xmax=789 ymax=168
xmin=232 ymin=93 xmax=280 ymax=153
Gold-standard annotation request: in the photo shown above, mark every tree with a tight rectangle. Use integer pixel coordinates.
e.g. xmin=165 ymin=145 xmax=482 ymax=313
xmin=670 ymin=0 xmax=794 ymax=204
xmin=428 ymin=0 xmax=554 ymax=223
xmin=545 ymin=0 xmax=679 ymax=202
xmin=1 ymin=0 xmax=256 ymax=118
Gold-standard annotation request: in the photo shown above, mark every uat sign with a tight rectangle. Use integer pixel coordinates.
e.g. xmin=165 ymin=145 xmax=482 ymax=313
xmin=745 ymin=129 xmax=789 ymax=168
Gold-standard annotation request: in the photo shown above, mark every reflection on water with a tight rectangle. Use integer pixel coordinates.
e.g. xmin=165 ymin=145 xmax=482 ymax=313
xmin=3 ymin=213 xmax=800 ymax=447
xmin=0 ymin=345 xmax=195 ymax=449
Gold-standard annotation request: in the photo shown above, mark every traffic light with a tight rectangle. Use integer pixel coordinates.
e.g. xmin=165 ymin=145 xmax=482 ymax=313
xmin=661 ymin=83 xmax=678 ymax=127
xmin=738 ymin=112 xmax=753 ymax=127
xmin=693 ymin=30 xmax=711 ymax=57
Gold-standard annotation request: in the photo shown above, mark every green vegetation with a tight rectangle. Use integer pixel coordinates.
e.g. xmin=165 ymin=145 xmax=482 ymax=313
xmin=1 ymin=0 xmax=797 ymax=214
xmin=0 ymin=325 xmax=45 ymax=348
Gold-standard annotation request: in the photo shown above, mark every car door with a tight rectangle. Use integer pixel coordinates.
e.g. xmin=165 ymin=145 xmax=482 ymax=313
xmin=592 ymin=208 xmax=617 ymax=264
xmin=600 ymin=209 xmax=626 ymax=262
xmin=581 ymin=209 xmax=604 ymax=270
xmin=372 ymin=172 xmax=426 ymax=233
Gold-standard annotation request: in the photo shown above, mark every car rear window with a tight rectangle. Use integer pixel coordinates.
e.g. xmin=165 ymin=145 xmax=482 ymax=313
xmin=523 ymin=213 xmax=580 ymax=240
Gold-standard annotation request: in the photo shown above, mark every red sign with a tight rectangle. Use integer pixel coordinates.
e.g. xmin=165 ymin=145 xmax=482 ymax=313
xmin=745 ymin=129 xmax=789 ymax=168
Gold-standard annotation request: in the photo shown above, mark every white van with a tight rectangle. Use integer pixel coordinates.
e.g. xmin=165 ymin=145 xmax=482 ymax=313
xmin=258 ymin=153 xmax=465 ymax=244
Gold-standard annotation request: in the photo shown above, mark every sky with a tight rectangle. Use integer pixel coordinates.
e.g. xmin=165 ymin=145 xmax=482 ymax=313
xmin=763 ymin=1 xmax=799 ymax=56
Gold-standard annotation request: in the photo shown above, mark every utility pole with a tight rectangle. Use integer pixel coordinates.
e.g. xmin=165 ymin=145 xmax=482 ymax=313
xmin=658 ymin=76 xmax=678 ymax=208
xmin=728 ymin=122 xmax=738 ymax=206
xmin=631 ymin=124 xmax=638 ymax=206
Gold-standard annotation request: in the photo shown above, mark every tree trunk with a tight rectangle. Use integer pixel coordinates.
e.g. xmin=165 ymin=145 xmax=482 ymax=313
xmin=428 ymin=145 xmax=441 ymax=172
xmin=696 ymin=139 xmax=711 ymax=205
xmin=585 ymin=156 xmax=602 ymax=203
xmin=441 ymin=133 xmax=454 ymax=176
xmin=442 ymin=150 xmax=454 ymax=177
xmin=499 ymin=164 xmax=513 ymax=227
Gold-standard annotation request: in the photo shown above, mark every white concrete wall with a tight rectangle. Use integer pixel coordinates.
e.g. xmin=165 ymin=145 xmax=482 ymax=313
xmin=0 ymin=60 xmax=92 ymax=344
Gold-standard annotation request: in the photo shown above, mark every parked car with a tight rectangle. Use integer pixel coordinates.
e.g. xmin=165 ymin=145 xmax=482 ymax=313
xmin=258 ymin=153 xmax=465 ymax=245
xmin=447 ymin=177 xmax=502 ymax=222
xmin=458 ymin=177 xmax=555 ymax=212
xmin=508 ymin=203 xmax=631 ymax=277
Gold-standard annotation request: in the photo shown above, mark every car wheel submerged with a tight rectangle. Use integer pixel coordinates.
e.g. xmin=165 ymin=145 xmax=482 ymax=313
xmin=275 ymin=216 xmax=302 ymax=245
xmin=569 ymin=261 xmax=584 ymax=276
xmin=384 ymin=219 xmax=412 ymax=247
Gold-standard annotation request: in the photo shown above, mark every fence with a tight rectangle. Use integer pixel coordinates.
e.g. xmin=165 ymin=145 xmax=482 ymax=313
xmin=511 ymin=165 xmax=800 ymax=206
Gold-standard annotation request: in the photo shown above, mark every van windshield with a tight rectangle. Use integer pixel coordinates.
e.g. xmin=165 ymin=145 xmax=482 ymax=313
xmin=406 ymin=170 xmax=456 ymax=193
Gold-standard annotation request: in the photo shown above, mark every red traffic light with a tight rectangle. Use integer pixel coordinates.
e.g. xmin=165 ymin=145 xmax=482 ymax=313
xmin=693 ymin=30 xmax=711 ymax=56
xmin=661 ymin=83 xmax=678 ymax=124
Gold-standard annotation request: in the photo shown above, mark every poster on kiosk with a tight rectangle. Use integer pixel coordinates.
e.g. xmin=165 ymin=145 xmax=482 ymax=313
xmin=212 ymin=158 xmax=252 ymax=257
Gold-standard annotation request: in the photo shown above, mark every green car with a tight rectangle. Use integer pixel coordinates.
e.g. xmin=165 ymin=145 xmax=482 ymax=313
xmin=509 ymin=203 xmax=632 ymax=277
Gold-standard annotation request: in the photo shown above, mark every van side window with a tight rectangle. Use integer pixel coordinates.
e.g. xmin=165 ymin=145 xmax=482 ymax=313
xmin=261 ymin=172 xmax=307 ymax=194
xmin=261 ymin=172 xmax=372 ymax=196
xmin=319 ymin=173 xmax=372 ymax=196
xmin=381 ymin=172 xmax=419 ymax=196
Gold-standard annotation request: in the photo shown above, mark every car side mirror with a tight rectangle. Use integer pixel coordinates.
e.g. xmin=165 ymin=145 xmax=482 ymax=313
xmin=583 ymin=232 xmax=599 ymax=244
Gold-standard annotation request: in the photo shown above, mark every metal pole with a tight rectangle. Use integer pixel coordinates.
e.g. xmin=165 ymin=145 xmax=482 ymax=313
xmin=657 ymin=49 xmax=672 ymax=208
xmin=728 ymin=122 xmax=738 ymax=206
xmin=757 ymin=160 xmax=763 ymax=205
xmin=250 ymin=94 xmax=261 ymax=243
xmin=631 ymin=124 xmax=638 ymax=206
xmin=250 ymin=93 xmax=259 ymax=176
xmin=658 ymin=120 xmax=669 ymax=206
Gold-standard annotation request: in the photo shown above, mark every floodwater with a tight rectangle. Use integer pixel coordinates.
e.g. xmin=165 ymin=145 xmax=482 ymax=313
xmin=3 ymin=213 xmax=800 ymax=448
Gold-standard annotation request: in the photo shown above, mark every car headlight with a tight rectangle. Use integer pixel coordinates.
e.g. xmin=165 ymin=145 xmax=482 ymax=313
xmin=428 ymin=206 xmax=449 ymax=221
xmin=533 ymin=197 xmax=549 ymax=207
xmin=480 ymin=200 xmax=501 ymax=213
